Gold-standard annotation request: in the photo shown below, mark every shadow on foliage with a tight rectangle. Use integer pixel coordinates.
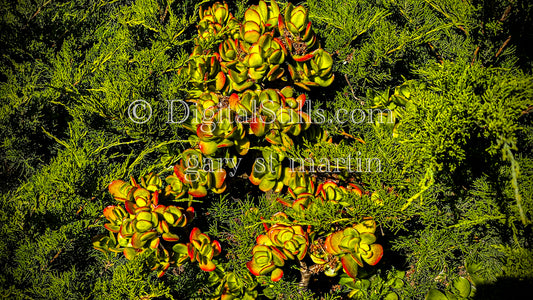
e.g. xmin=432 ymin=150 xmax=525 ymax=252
xmin=473 ymin=277 xmax=533 ymax=299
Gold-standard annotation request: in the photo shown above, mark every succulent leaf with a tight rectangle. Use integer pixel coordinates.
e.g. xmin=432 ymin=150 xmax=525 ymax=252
xmin=341 ymin=254 xmax=360 ymax=279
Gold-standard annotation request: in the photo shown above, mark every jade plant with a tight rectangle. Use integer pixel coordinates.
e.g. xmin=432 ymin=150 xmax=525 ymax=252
xmin=321 ymin=218 xmax=384 ymax=279
xmin=2 ymin=0 xmax=529 ymax=298
xmin=425 ymin=277 xmax=476 ymax=300
xmin=246 ymin=213 xmax=384 ymax=292
xmin=93 ymin=0 xmax=383 ymax=297
xmin=197 ymin=1 xmax=239 ymax=41
xmin=249 ymin=147 xmax=286 ymax=192
xmin=180 ymin=0 xmax=333 ymax=162
xmin=207 ymin=268 xmax=259 ymax=300
xmin=169 ymin=148 xmax=227 ymax=196
xmin=92 ymin=173 xmax=221 ymax=277
xmin=173 ymin=227 xmax=222 ymax=272
xmin=279 ymin=176 xmax=364 ymax=211
xmin=246 ymin=212 xmax=309 ymax=281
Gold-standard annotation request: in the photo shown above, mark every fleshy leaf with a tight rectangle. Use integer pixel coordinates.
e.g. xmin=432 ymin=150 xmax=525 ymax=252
xmin=270 ymin=268 xmax=283 ymax=282
xmin=123 ymin=247 xmax=137 ymax=260
xmin=162 ymin=232 xmax=180 ymax=242
xmin=363 ymin=244 xmax=383 ymax=266
xmin=324 ymin=231 xmax=344 ymax=255
xmin=341 ymin=254 xmax=359 ymax=279
xmin=199 ymin=259 xmax=216 ymax=272
xmin=359 ymin=232 xmax=377 ymax=245
xmin=243 ymin=30 xmax=261 ymax=44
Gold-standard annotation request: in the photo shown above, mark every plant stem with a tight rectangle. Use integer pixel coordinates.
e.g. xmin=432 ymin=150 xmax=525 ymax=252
xmin=298 ymin=260 xmax=312 ymax=291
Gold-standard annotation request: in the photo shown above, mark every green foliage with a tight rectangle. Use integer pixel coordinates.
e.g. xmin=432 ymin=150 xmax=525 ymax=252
xmin=92 ymin=251 xmax=175 ymax=300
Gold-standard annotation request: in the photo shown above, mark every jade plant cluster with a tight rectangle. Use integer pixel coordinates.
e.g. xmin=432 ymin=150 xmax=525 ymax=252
xmin=182 ymin=0 xmax=334 ymax=157
xmin=93 ymin=0 xmax=383 ymax=297
xmin=187 ymin=0 xmax=334 ymax=94
xmin=247 ymin=212 xmax=309 ymax=281
xmin=247 ymin=214 xmax=383 ymax=283
xmin=92 ymin=173 xmax=221 ymax=276
xmin=321 ymin=218 xmax=383 ymax=279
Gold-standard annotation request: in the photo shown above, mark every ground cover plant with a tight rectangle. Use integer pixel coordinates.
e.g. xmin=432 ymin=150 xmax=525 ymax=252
xmin=0 ymin=0 xmax=532 ymax=299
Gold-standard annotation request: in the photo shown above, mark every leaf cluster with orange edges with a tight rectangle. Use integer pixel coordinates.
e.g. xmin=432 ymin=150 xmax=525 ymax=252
xmin=93 ymin=0 xmax=382 ymax=294
xmin=92 ymin=173 xmax=221 ymax=277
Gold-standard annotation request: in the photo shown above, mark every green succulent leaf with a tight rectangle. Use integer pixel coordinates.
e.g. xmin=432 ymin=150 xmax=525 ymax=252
xmin=425 ymin=289 xmax=449 ymax=300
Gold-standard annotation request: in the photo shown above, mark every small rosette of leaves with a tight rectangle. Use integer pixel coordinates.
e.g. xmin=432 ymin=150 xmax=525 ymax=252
xmin=227 ymin=33 xmax=288 ymax=87
xmin=183 ymin=227 xmax=222 ymax=272
xmin=170 ymin=149 xmax=227 ymax=197
xmin=315 ymin=181 xmax=363 ymax=206
xmin=338 ymin=270 xmax=405 ymax=299
xmin=278 ymin=3 xmax=317 ymax=52
xmin=367 ymin=81 xmax=419 ymax=137
xmin=288 ymin=48 xmax=335 ymax=90
xmin=183 ymin=47 xmax=227 ymax=98
xmin=246 ymin=244 xmax=286 ymax=282
xmin=93 ymin=173 xmax=196 ymax=277
xmin=247 ymin=212 xmax=309 ymax=281
xmin=198 ymin=1 xmax=240 ymax=41
xmin=207 ymin=268 xmax=258 ymax=300
xmin=278 ymin=169 xmax=315 ymax=211
xmin=241 ymin=0 xmax=280 ymax=43
xmin=249 ymin=147 xmax=285 ymax=192
xmin=262 ymin=214 xmax=309 ymax=261
xmin=189 ymin=103 xmax=250 ymax=156
xmin=323 ymin=218 xmax=384 ymax=279
xmin=279 ymin=178 xmax=363 ymax=211
xmin=425 ymin=276 xmax=475 ymax=300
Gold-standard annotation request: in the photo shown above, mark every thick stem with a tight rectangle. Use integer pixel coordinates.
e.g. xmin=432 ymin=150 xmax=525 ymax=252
xmin=298 ymin=260 xmax=312 ymax=291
